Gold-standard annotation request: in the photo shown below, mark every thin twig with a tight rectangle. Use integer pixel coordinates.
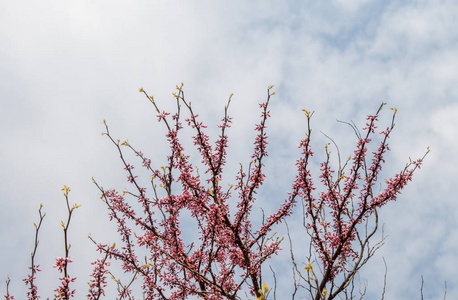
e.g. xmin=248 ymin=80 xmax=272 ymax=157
xmin=420 ymin=275 xmax=424 ymax=300
xmin=269 ymin=265 xmax=277 ymax=300
xmin=443 ymin=280 xmax=447 ymax=300
xmin=381 ymin=257 xmax=387 ymax=300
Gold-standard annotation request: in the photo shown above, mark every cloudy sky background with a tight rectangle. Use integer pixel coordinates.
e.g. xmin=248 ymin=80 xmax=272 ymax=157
xmin=1 ymin=1 xmax=457 ymax=299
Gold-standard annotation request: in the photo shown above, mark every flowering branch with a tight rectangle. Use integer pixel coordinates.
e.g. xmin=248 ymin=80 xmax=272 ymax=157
xmin=23 ymin=204 xmax=46 ymax=300
xmin=86 ymin=238 xmax=114 ymax=300
xmin=53 ymin=186 xmax=80 ymax=300
xmin=4 ymin=276 xmax=14 ymax=300
xmin=289 ymin=103 xmax=428 ymax=300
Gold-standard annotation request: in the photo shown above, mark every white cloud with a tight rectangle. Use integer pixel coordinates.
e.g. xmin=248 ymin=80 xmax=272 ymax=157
xmin=431 ymin=104 xmax=458 ymax=144
xmin=332 ymin=0 xmax=371 ymax=13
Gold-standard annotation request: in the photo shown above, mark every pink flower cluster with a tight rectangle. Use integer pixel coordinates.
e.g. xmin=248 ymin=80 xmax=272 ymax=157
xmin=3 ymin=293 xmax=14 ymax=300
xmin=87 ymin=254 xmax=111 ymax=300
xmin=53 ymin=257 xmax=76 ymax=299
xmin=23 ymin=265 xmax=41 ymax=299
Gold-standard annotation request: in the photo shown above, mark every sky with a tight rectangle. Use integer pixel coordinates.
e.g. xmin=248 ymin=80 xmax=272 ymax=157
xmin=1 ymin=0 xmax=457 ymax=299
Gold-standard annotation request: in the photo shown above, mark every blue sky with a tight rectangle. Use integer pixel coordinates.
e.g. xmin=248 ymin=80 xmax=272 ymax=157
xmin=1 ymin=1 xmax=457 ymax=299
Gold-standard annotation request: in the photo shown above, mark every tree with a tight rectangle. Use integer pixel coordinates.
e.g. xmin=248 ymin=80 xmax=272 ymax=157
xmin=3 ymin=84 xmax=427 ymax=300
